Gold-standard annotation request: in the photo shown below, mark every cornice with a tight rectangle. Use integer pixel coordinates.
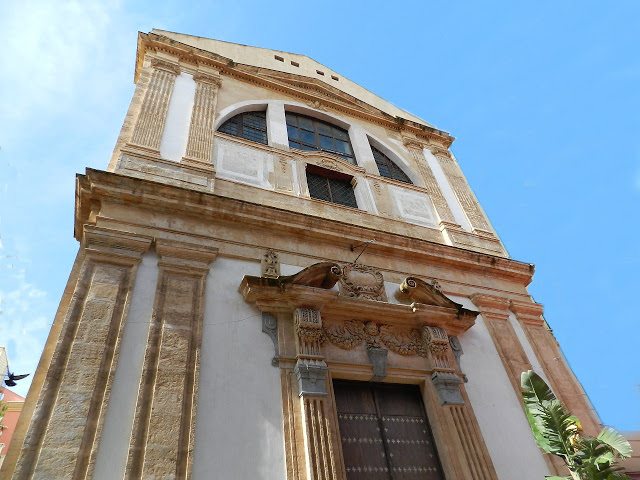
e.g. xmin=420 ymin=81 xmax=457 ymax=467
xmin=135 ymin=32 xmax=454 ymax=147
xmin=76 ymin=169 xmax=536 ymax=285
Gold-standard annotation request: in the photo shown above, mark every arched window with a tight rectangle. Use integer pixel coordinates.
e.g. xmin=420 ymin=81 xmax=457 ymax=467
xmin=372 ymin=146 xmax=413 ymax=184
xmin=286 ymin=112 xmax=355 ymax=164
xmin=218 ymin=111 xmax=268 ymax=145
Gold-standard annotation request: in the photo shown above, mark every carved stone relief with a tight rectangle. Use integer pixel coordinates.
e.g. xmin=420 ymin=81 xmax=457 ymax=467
xmin=261 ymin=249 xmax=280 ymax=278
xmin=293 ymin=308 xmax=328 ymax=396
xmin=323 ymin=320 xmax=427 ymax=357
xmin=338 ymin=263 xmax=387 ymax=301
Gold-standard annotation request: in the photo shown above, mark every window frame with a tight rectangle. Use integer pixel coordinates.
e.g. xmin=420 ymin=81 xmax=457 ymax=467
xmin=286 ymin=112 xmax=356 ymax=164
xmin=305 ymin=164 xmax=358 ymax=209
xmin=371 ymin=145 xmax=413 ymax=184
xmin=217 ymin=110 xmax=268 ymax=145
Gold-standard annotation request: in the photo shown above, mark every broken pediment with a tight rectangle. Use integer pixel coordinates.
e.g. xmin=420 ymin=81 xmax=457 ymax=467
xmin=395 ymin=277 xmax=478 ymax=320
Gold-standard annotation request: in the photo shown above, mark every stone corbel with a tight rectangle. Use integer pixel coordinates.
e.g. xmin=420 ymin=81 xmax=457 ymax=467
xmin=293 ymin=308 xmax=328 ymax=396
xmin=423 ymin=326 xmax=464 ymax=405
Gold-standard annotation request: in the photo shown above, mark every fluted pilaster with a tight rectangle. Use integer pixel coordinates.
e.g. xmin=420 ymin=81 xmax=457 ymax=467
xmin=183 ymin=71 xmax=222 ymax=164
xmin=403 ymin=138 xmax=456 ymax=224
xmin=129 ymin=59 xmax=180 ymax=152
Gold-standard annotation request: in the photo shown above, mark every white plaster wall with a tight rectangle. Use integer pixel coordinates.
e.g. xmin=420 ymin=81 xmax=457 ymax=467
xmin=193 ymin=257 xmax=286 ymax=480
xmin=423 ymin=149 xmax=472 ymax=231
xmin=93 ymin=252 xmax=159 ymax=480
xmin=160 ymin=73 xmax=196 ymax=162
xmin=453 ymin=295 xmax=550 ymax=480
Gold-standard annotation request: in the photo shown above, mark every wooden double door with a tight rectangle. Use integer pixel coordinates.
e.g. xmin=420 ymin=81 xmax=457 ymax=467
xmin=334 ymin=380 xmax=445 ymax=480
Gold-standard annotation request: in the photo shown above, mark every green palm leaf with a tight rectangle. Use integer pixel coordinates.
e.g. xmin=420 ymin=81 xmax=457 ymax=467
xmin=597 ymin=427 xmax=633 ymax=459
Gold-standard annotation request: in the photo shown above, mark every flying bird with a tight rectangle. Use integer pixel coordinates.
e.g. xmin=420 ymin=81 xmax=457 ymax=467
xmin=5 ymin=371 xmax=29 ymax=387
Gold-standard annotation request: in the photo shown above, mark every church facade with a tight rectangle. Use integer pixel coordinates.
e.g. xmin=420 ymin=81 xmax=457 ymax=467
xmin=2 ymin=30 xmax=602 ymax=480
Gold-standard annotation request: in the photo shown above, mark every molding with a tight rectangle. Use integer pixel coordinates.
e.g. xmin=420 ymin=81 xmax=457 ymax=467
xmin=136 ymin=32 xmax=454 ymax=147
xmin=76 ymin=169 xmax=536 ymax=286
xmin=509 ymin=300 xmax=545 ymax=327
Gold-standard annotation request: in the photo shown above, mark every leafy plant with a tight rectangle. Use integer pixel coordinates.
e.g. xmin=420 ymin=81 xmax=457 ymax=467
xmin=521 ymin=370 xmax=632 ymax=480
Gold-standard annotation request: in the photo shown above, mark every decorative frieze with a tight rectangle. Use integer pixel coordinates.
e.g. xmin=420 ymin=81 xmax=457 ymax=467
xmin=129 ymin=58 xmax=180 ymax=153
xmin=125 ymin=239 xmax=217 ymax=480
xmin=183 ymin=71 xmax=222 ymax=163
xmin=402 ymin=137 xmax=456 ymax=224
xmin=14 ymin=227 xmax=152 ymax=480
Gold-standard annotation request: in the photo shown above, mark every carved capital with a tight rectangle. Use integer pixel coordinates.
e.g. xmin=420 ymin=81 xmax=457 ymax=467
xmin=402 ymin=136 xmax=424 ymax=150
xmin=83 ymin=226 xmax=153 ymax=265
xmin=155 ymin=238 xmax=218 ymax=274
xmin=294 ymin=308 xmax=324 ymax=358
xmin=193 ymin=71 xmax=222 ymax=88
xmin=294 ymin=360 xmax=328 ymax=396
xmin=470 ymin=293 xmax=511 ymax=321
xmin=431 ymin=371 xmax=464 ymax=406
xmin=509 ymin=300 xmax=545 ymax=327
xmin=150 ymin=58 xmax=180 ymax=75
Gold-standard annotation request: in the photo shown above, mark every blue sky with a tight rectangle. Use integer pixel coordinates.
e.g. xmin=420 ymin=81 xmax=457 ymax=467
xmin=1 ymin=1 xmax=638 ymax=431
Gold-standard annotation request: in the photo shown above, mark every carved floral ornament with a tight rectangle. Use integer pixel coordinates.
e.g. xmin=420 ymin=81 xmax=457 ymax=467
xmin=319 ymin=319 xmax=452 ymax=359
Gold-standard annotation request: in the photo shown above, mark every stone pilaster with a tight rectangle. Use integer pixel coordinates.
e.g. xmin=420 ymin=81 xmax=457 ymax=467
xmin=509 ymin=300 xmax=600 ymax=437
xmin=124 ymin=239 xmax=217 ymax=480
xmin=402 ymin=137 xmax=457 ymax=224
xmin=129 ymin=59 xmax=180 ymax=153
xmin=183 ymin=70 xmax=222 ymax=165
xmin=292 ymin=308 xmax=343 ymax=480
xmin=422 ymin=324 xmax=499 ymax=480
xmin=471 ymin=294 xmax=533 ymax=396
xmin=431 ymin=148 xmax=491 ymax=233
xmin=13 ymin=226 xmax=152 ymax=480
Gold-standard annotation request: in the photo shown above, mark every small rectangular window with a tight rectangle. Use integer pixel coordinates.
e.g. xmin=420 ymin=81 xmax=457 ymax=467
xmin=306 ymin=165 xmax=357 ymax=209
xmin=316 ymin=70 xmax=325 ymax=76
xmin=331 ymin=75 xmax=339 ymax=81
xmin=274 ymin=55 xmax=284 ymax=62
xmin=291 ymin=61 xmax=300 ymax=67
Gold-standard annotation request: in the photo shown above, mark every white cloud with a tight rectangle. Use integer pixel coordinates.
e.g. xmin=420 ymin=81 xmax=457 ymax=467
xmin=0 ymin=0 xmax=129 ymax=141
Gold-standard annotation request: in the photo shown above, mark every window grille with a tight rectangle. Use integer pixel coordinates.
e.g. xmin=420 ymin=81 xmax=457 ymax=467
xmin=218 ymin=111 xmax=268 ymax=145
xmin=286 ymin=112 xmax=356 ymax=164
xmin=306 ymin=169 xmax=357 ymax=208
xmin=372 ymin=146 xmax=413 ymax=184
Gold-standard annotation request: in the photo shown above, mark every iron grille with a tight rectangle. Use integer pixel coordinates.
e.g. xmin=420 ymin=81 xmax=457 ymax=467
xmin=218 ymin=111 xmax=268 ymax=145
xmin=372 ymin=146 xmax=412 ymax=184
xmin=306 ymin=172 xmax=357 ymax=208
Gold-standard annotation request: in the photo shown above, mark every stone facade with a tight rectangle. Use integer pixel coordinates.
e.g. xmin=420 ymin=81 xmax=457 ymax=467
xmin=1 ymin=30 xmax=602 ymax=480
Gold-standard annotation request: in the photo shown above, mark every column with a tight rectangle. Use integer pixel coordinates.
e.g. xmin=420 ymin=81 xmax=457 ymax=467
xmin=509 ymin=300 xmax=600 ymax=437
xmin=470 ymin=294 xmax=533 ymax=396
xmin=183 ymin=70 xmax=222 ymax=164
xmin=422 ymin=325 xmax=499 ymax=480
xmin=402 ymin=138 xmax=457 ymax=224
xmin=292 ymin=308 xmax=343 ymax=480
xmin=431 ymin=148 xmax=492 ymax=233
xmin=129 ymin=59 xmax=181 ymax=153
xmin=14 ymin=226 xmax=152 ymax=480
xmin=125 ymin=239 xmax=218 ymax=480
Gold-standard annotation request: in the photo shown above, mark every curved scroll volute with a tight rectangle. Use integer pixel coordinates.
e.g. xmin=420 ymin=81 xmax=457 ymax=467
xmin=280 ymin=262 xmax=342 ymax=289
